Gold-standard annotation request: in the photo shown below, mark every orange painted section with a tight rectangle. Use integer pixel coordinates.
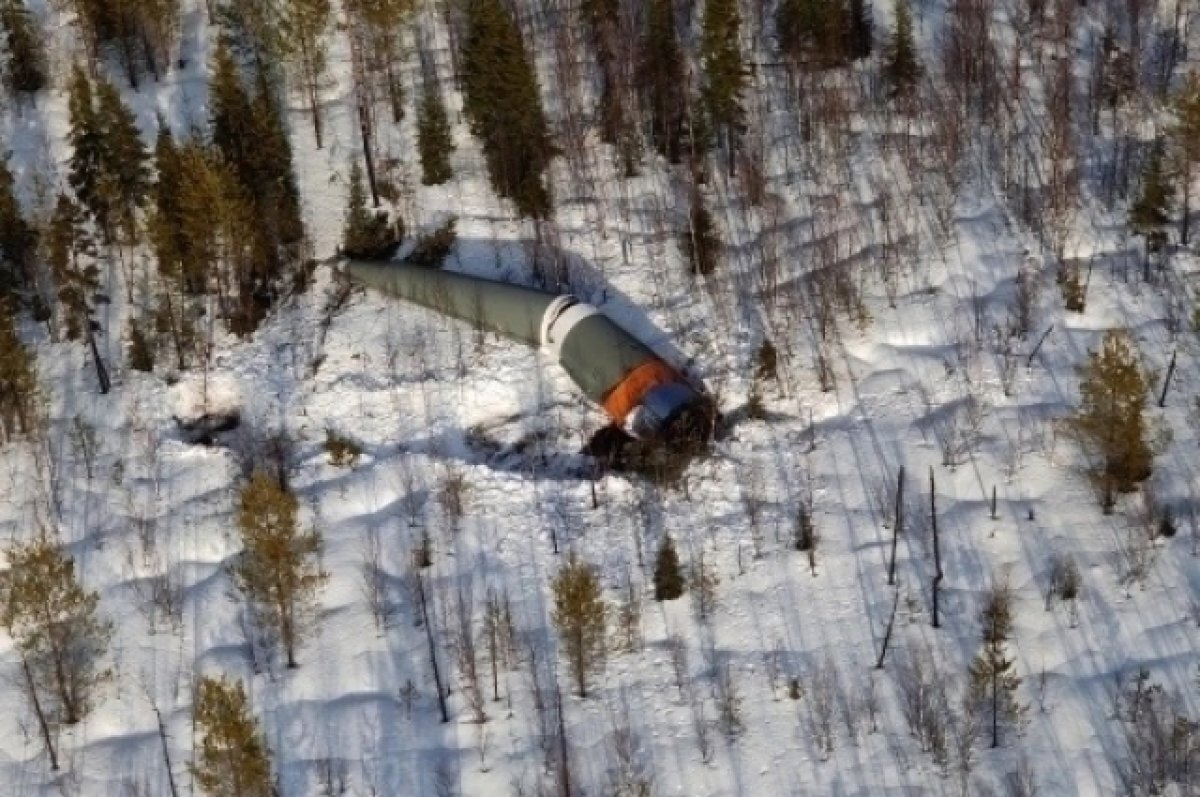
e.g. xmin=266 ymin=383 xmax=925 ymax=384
xmin=602 ymin=359 xmax=681 ymax=423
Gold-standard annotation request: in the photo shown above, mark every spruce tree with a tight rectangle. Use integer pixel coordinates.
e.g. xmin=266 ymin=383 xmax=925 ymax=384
xmin=700 ymin=0 xmax=747 ymax=174
xmin=777 ymin=0 xmax=846 ymax=67
xmin=232 ymin=471 xmax=328 ymax=669
xmin=0 ymin=154 xmax=36 ymax=301
xmin=66 ymin=65 xmax=107 ymax=232
xmin=0 ymin=0 xmax=46 ymax=94
xmin=417 ymin=77 xmax=455 ymax=186
xmin=653 ymin=534 xmax=685 ymax=600
xmin=209 ymin=42 xmax=304 ymax=333
xmin=45 ymin=193 xmax=97 ymax=342
xmin=966 ymin=581 xmax=1024 ymax=748
xmin=342 ymin=160 xmax=400 ymax=259
xmin=552 ymin=553 xmax=607 ymax=698
xmin=1071 ymin=330 xmax=1152 ymax=508
xmin=149 ymin=124 xmax=186 ymax=284
xmin=278 ymin=0 xmax=331 ymax=147
xmin=844 ymin=0 xmax=873 ymax=60
xmin=95 ymin=77 xmax=150 ymax=242
xmin=1 ymin=535 xmax=113 ymax=725
xmin=638 ymin=0 xmax=689 ymax=163
xmin=1169 ymin=71 xmax=1200 ymax=245
xmin=1129 ymin=139 xmax=1171 ymax=247
xmin=460 ymin=0 xmax=553 ymax=218
xmin=682 ymin=189 xmax=721 ymax=276
xmin=0 ymin=299 xmax=36 ymax=442
xmin=191 ymin=676 xmax=274 ymax=797
xmin=882 ymin=0 xmax=921 ymax=103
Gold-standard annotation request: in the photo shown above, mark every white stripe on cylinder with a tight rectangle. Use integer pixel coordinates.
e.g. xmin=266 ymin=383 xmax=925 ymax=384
xmin=540 ymin=297 xmax=599 ymax=361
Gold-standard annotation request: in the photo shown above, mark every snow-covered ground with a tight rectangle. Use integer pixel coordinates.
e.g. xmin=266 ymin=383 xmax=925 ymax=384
xmin=1 ymin=0 xmax=1199 ymax=795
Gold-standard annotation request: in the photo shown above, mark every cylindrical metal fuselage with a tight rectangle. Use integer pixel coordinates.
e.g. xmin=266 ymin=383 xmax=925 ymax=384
xmin=345 ymin=260 xmax=710 ymax=441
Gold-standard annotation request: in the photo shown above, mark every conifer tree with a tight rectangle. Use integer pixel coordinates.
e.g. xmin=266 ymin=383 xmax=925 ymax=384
xmin=233 ymin=471 xmax=328 ymax=669
xmin=882 ymin=0 xmax=921 ymax=103
xmin=1169 ymin=71 xmax=1200 ymax=245
xmin=552 ymin=553 xmax=607 ymax=698
xmin=844 ymin=0 xmax=873 ymax=60
xmin=95 ymin=77 xmax=150 ymax=242
xmin=682 ymin=189 xmax=721 ymax=276
xmin=1 ymin=536 xmax=113 ymax=725
xmin=149 ymin=124 xmax=186 ymax=284
xmin=278 ymin=0 xmax=331 ymax=148
xmin=67 ymin=65 xmax=107 ymax=232
xmin=653 ymin=533 xmax=685 ymax=600
xmin=45 ymin=193 xmax=98 ymax=342
xmin=777 ymin=0 xmax=846 ymax=67
xmin=1071 ymin=330 xmax=1152 ymax=508
xmin=344 ymin=0 xmax=412 ymax=123
xmin=638 ymin=0 xmax=689 ymax=163
xmin=342 ymin=160 xmax=400 ymax=259
xmin=460 ymin=0 xmax=553 ymax=218
xmin=208 ymin=42 xmax=305 ymax=334
xmin=0 ymin=0 xmax=46 ymax=95
xmin=191 ymin=676 xmax=274 ymax=797
xmin=417 ymin=77 xmax=455 ymax=186
xmin=0 ymin=299 xmax=36 ymax=442
xmin=700 ymin=0 xmax=747 ymax=174
xmin=966 ymin=580 xmax=1023 ymax=748
xmin=1129 ymin=139 xmax=1171 ymax=247
xmin=0 ymin=154 xmax=36 ymax=301
xmin=67 ymin=67 xmax=150 ymax=244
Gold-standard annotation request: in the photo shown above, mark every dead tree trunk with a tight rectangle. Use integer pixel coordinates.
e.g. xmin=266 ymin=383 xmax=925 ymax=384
xmin=21 ymin=654 xmax=58 ymax=771
xmin=889 ymin=466 xmax=904 ymax=585
xmin=415 ymin=569 xmax=449 ymax=722
xmin=875 ymin=588 xmax=900 ymax=669
xmin=931 ymin=468 xmax=943 ymax=629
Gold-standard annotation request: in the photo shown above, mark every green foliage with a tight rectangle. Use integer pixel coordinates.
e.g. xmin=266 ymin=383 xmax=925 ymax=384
xmin=1 ymin=535 xmax=113 ymax=725
xmin=777 ymin=0 xmax=853 ymax=67
xmin=1071 ymin=330 xmax=1153 ymax=506
xmin=1170 ymin=71 xmax=1200 ymax=244
xmin=209 ymin=40 xmax=306 ymax=334
xmin=66 ymin=66 xmax=150 ymax=243
xmin=552 ymin=553 xmax=607 ymax=697
xmin=0 ymin=300 xmax=36 ymax=442
xmin=45 ymin=193 xmax=99 ymax=342
xmin=417 ymin=78 xmax=455 ymax=186
xmin=0 ymin=0 xmax=46 ymax=94
xmin=233 ymin=471 xmax=328 ymax=668
xmin=95 ymin=78 xmax=151 ymax=241
xmin=460 ymin=0 xmax=553 ymax=218
xmin=405 ymin=218 xmax=457 ymax=269
xmin=342 ymin=161 xmax=401 ymax=259
xmin=653 ymin=534 xmax=685 ymax=601
xmin=682 ymin=190 xmax=721 ymax=276
xmin=0 ymin=154 xmax=37 ymax=302
xmin=638 ymin=0 xmax=689 ymax=163
xmin=967 ymin=580 xmax=1024 ymax=748
xmin=700 ymin=0 xmax=747 ymax=162
xmin=1129 ymin=140 xmax=1172 ymax=240
xmin=191 ymin=676 xmax=274 ymax=797
xmin=882 ymin=0 xmax=921 ymax=102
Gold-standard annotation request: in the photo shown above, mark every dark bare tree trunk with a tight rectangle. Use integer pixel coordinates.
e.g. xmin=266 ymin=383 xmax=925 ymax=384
xmin=889 ymin=467 xmax=904 ymax=585
xmin=416 ymin=569 xmax=449 ymax=722
xmin=931 ymin=468 xmax=943 ymax=629
xmin=875 ymin=588 xmax=900 ymax=669
xmin=20 ymin=654 xmax=58 ymax=771
xmin=87 ymin=328 xmax=110 ymax=394
xmin=154 ymin=705 xmax=180 ymax=797
xmin=1159 ymin=349 xmax=1177 ymax=407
